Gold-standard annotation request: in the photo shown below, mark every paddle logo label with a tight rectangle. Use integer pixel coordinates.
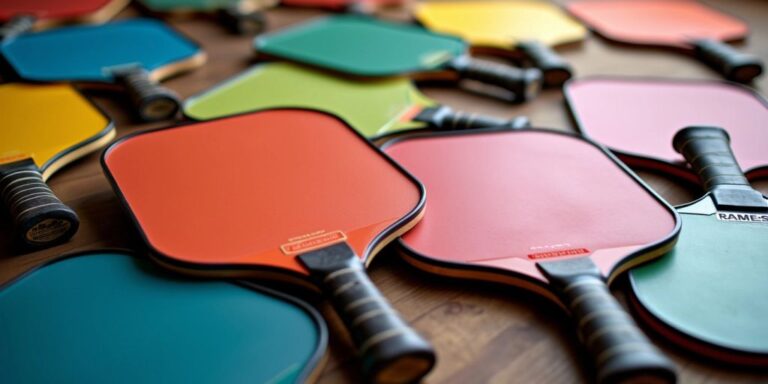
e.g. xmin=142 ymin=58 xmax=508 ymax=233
xmin=281 ymin=230 xmax=347 ymax=255
xmin=527 ymin=243 xmax=590 ymax=260
xmin=716 ymin=212 xmax=768 ymax=223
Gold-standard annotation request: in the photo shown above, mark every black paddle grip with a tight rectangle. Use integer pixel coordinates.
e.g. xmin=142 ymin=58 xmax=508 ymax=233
xmin=0 ymin=159 xmax=78 ymax=249
xmin=673 ymin=126 xmax=766 ymax=210
xmin=540 ymin=259 xmax=676 ymax=384
xmin=449 ymin=56 xmax=541 ymax=103
xmin=517 ymin=41 xmax=573 ymax=87
xmin=414 ymin=106 xmax=530 ymax=131
xmin=218 ymin=5 xmax=266 ymax=35
xmin=0 ymin=14 xmax=35 ymax=41
xmin=113 ymin=68 xmax=181 ymax=122
xmin=692 ymin=39 xmax=763 ymax=83
xmin=299 ymin=243 xmax=435 ymax=384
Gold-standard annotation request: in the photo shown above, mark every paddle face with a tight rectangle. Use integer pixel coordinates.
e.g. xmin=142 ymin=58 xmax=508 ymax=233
xmin=631 ymin=196 xmax=768 ymax=362
xmin=0 ymin=19 xmax=203 ymax=83
xmin=567 ymin=0 xmax=747 ymax=49
xmin=0 ymin=251 xmax=327 ymax=384
xmin=0 ymin=83 xmax=113 ymax=178
xmin=415 ymin=1 xmax=586 ymax=50
xmin=565 ymin=78 xmax=768 ymax=181
xmin=0 ymin=0 xmax=126 ymax=23
xmin=384 ymin=129 xmax=677 ymax=298
xmin=103 ymin=109 xmax=423 ymax=282
xmin=184 ymin=63 xmax=435 ymax=137
xmin=254 ymin=15 xmax=466 ymax=77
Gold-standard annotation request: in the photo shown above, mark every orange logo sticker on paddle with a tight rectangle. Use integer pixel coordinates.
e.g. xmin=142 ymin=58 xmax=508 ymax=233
xmin=281 ymin=230 xmax=347 ymax=255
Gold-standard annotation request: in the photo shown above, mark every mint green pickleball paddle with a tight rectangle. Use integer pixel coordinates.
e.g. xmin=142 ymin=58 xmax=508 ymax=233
xmin=630 ymin=126 xmax=768 ymax=366
xmin=184 ymin=63 xmax=529 ymax=139
xmin=0 ymin=250 xmax=328 ymax=384
xmin=254 ymin=15 xmax=541 ymax=102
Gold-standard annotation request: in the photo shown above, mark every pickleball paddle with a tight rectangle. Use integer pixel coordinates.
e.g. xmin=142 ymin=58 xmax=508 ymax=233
xmin=414 ymin=0 xmax=586 ymax=87
xmin=565 ymin=77 xmax=768 ymax=183
xmin=254 ymin=15 xmax=542 ymax=102
xmin=138 ymin=0 xmax=275 ymax=34
xmin=102 ymin=109 xmax=435 ymax=383
xmin=0 ymin=0 xmax=128 ymax=40
xmin=383 ymin=129 xmax=680 ymax=383
xmin=567 ymin=0 xmax=763 ymax=83
xmin=0 ymin=250 xmax=328 ymax=383
xmin=184 ymin=62 xmax=529 ymax=139
xmin=629 ymin=126 xmax=768 ymax=366
xmin=0 ymin=19 xmax=206 ymax=122
xmin=0 ymin=83 xmax=114 ymax=249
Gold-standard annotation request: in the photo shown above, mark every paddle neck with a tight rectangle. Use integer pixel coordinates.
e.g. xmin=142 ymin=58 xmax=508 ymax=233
xmin=673 ymin=126 xmax=767 ymax=212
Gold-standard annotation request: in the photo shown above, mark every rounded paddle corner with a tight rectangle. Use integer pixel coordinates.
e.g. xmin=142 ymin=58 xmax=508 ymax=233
xmin=101 ymin=107 xmax=426 ymax=284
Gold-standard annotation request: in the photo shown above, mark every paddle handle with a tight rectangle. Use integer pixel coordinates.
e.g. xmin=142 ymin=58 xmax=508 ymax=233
xmin=692 ymin=39 xmax=763 ymax=83
xmin=517 ymin=41 xmax=572 ymax=87
xmin=539 ymin=258 xmax=676 ymax=384
xmin=449 ymin=56 xmax=541 ymax=103
xmin=0 ymin=14 xmax=35 ymax=41
xmin=415 ymin=106 xmax=530 ymax=131
xmin=218 ymin=5 xmax=266 ymax=34
xmin=113 ymin=68 xmax=181 ymax=122
xmin=673 ymin=126 xmax=766 ymax=210
xmin=299 ymin=243 xmax=435 ymax=384
xmin=0 ymin=159 xmax=79 ymax=249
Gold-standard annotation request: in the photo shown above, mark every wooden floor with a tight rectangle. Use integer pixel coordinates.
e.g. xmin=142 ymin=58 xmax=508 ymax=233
xmin=2 ymin=1 xmax=767 ymax=383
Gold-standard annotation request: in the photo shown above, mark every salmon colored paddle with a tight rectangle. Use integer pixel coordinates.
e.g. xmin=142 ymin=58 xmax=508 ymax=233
xmin=565 ymin=77 xmax=768 ymax=183
xmin=184 ymin=63 xmax=529 ymax=139
xmin=384 ymin=129 xmax=680 ymax=383
xmin=414 ymin=0 xmax=586 ymax=87
xmin=0 ymin=250 xmax=328 ymax=384
xmin=630 ymin=127 xmax=768 ymax=366
xmin=0 ymin=0 xmax=128 ymax=40
xmin=254 ymin=15 xmax=542 ymax=103
xmin=0 ymin=83 xmax=114 ymax=250
xmin=567 ymin=0 xmax=762 ymax=83
xmin=102 ymin=109 xmax=435 ymax=384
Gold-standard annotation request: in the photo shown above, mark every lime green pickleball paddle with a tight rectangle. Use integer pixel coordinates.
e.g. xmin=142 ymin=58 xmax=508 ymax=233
xmin=630 ymin=126 xmax=768 ymax=366
xmin=254 ymin=15 xmax=541 ymax=102
xmin=184 ymin=63 xmax=529 ymax=139
xmin=0 ymin=250 xmax=328 ymax=384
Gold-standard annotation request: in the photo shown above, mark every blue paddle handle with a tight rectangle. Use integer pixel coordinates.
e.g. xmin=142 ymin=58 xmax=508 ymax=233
xmin=299 ymin=243 xmax=435 ymax=383
xmin=673 ymin=126 xmax=767 ymax=211
xmin=517 ymin=41 xmax=573 ymax=87
xmin=692 ymin=39 xmax=763 ymax=83
xmin=0 ymin=159 xmax=78 ymax=249
xmin=0 ymin=14 xmax=35 ymax=41
xmin=113 ymin=68 xmax=181 ymax=122
xmin=218 ymin=5 xmax=266 ymax=35
xmin=539 ymin=258 xmax=676 ymax=384
xmin=415 ymin=106 xmax=530 ymax=131
xmin=449 ymin=56 xmax=542 ymax=103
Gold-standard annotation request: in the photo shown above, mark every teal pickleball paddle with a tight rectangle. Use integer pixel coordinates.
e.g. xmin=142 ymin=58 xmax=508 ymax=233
xmin=630 ymin=127 xmax=768 ymax=366
xmin=0 ymin=250 xmax=328 ymax=384
xmin=0 ymin=18 xmax=206 ymax=121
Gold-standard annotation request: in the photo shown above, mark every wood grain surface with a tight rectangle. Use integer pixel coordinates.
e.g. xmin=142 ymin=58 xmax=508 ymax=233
xmin=2 ymin=1 xmax=767 ymax=383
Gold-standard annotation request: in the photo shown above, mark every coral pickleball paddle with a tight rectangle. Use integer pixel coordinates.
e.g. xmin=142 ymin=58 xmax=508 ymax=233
xmin=102 ymin=110 xmax=435 ymax=383
xmin=0 ymin=19 xmax=205 ymax=122
xmin=565 ymin=77 xmax=768 ymax=183
xmin=567 ymin=0 xmax=762 ymax=83
xmin=0 ymin=0 xmax=128 ymax=40
xmin=0 ymin=250 xmax=328 ymax=384
xmin=0 ymin=83 xmax=114 ymax=249
xmin=137 ymin=0 xmax=275 ymax=34
xmin=414 ymin=0 xmax=586 ymax=87
xmin=254 ymin=15 xmax=542 ymax=102
xmin=630 ymin=127 xmax=768 ymax=366
xmin=184 ymin=63 xmax=529 ymax=139
xmin=383 ymin=129 xmax=680 ymax=383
